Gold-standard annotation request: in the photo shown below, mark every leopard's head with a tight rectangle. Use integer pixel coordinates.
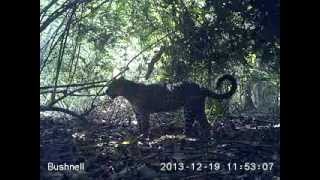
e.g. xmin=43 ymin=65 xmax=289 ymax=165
xmin=105 ymin=77 xmax=127 ymax=99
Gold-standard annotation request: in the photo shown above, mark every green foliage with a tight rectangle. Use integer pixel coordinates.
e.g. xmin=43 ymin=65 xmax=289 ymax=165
xmin=40 ymin=0 xmax=279 ymax=113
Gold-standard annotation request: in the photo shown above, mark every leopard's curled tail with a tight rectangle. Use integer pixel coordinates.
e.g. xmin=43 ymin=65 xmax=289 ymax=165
xmin=201 ymin=74 xmax=237 ymax=100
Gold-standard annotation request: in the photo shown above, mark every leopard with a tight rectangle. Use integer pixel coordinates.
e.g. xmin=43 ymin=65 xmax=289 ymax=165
xmin=105 ymin=74 xmax=237 ymax=138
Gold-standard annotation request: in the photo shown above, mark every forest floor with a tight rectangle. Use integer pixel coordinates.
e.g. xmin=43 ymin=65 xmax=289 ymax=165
xmin=40 ymin=106 xmax=280 ymax=180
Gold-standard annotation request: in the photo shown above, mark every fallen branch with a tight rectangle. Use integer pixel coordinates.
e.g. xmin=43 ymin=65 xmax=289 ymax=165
xmin=68 ymin=93 xmax=105 ymax=97
xmin=40 ymin=84 xmax=106 ymax=94
xmin=40 ymin=79 xmax=108 ymax=90
xmin=40 ymin=105 xmax=86 ymax=121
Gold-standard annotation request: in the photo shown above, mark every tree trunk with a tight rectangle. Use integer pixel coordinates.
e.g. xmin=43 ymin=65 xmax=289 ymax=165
xmin=244 ymin=81 xmax=256 ymax=111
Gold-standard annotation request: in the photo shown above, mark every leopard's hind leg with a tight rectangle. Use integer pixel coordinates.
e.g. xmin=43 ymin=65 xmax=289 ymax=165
xmin=184 ymin=98 xmax=210 ymax=138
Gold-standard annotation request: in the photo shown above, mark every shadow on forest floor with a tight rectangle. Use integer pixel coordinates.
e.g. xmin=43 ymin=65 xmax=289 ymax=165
xmin=40 ymin=109 xmax=280 ymax=180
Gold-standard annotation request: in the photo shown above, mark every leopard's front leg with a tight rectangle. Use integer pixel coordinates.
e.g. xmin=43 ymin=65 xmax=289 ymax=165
xmin=134 ymin=111 xmax=150 ymax=137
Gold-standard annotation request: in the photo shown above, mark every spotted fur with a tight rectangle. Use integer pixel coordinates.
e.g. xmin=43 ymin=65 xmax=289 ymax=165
xmin=106 ymin=75 xmax=237 ymax=137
